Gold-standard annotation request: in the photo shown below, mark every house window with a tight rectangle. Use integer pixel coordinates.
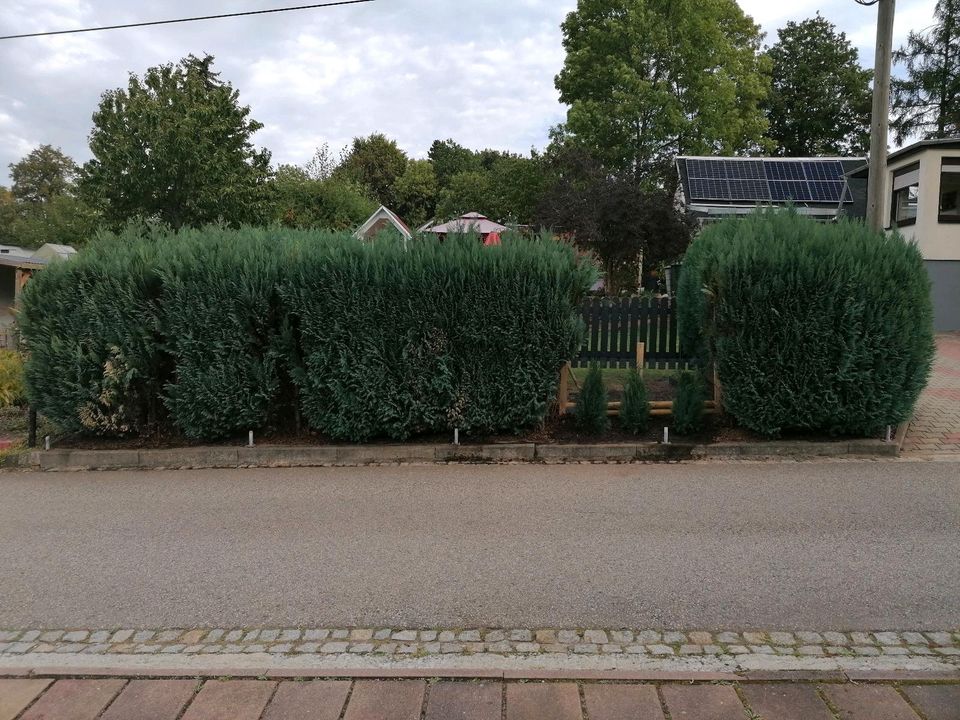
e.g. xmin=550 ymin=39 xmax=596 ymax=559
xmin=939 ymin=158 xmax=960 ymax=223
xmin=891 ymin=163 xmax=920 ymax=227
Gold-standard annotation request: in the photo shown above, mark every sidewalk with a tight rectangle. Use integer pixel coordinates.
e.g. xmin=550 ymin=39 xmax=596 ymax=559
xmin=904 ymin=332 xmax=960 ymax=455
xmin=3 ymin=674 xmax=959 ymax=719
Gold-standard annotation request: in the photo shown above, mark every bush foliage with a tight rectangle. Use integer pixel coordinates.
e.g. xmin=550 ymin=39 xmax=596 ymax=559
xmin=19 ymin=225 xmax=595 ymax=441
xmin=618 ymin=367 xmax=649 ymax=434
xmin=677 ymin=210 xmax=934 ymax=436
xmin=574 ymin=363 xmax=609 ymax=434
xmin=0 ymin=350 xmax=26 ymax=408
xmin=672 ymin=370 xmax=706 ymax=436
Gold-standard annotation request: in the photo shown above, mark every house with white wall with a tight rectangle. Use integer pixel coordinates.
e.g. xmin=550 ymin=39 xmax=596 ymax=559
xmin=850 ymin=138 xmax=960 ymax=331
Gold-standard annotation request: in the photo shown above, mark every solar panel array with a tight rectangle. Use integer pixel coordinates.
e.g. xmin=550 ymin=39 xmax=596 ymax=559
xmin=685 ymin=158 xmax=852 ymax=204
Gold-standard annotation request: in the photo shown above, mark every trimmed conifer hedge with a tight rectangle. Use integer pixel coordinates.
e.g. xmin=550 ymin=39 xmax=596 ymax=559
xmin=677 ymin=210 xmax=934 ymax=437
xmin=19 ymin=225 xmax=595 ymax=441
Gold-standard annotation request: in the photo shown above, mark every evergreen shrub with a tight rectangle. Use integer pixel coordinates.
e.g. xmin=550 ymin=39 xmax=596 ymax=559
xmin=574 ymin=363 xmax=609 ymax=434
xmin=677 ymin=209 xmax=934 ymax=436
xmin=672 ymin=370 xmax=706 ymax=435
xmin=618 ymin=367 xmax=649 ymax=434
xmin=19 ymin=226 xmax=595 ymax=441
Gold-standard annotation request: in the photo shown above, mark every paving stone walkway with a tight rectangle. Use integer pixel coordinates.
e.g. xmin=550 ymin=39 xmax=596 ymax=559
xmin=904 ymin=333 xmax=960 ymax=455
xmin=1 ymin=627 xmax=958 ymax=662
xmin=2 ymin=676 xmax=959 ymax=719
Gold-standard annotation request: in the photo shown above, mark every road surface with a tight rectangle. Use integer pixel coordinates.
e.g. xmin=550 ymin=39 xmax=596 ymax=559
xmin=1 ymin=460 xmax=957 ymax=630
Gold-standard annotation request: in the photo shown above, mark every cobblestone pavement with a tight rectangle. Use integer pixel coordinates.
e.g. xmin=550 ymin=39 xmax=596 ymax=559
xmin=2 ymin=676 xmax=959 ymax=719
xmin=904 ymin=333 xmax=960 ymax=455
xmin=1 ymin=627 xmax=958 ymax=663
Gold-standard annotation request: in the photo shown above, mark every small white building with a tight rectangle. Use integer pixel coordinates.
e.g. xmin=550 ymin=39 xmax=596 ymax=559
xmin=354 ymin=206 xmax=413 ymax=247
xmin=850 ymin=138 xmax=960 ymax=331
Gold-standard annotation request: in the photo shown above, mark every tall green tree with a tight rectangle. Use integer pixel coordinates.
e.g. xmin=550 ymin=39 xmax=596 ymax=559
xmin=5 ymin=147 xmax=100 ymax=248
xmin=428 ymin=139 xmax=480 ymax=186
xmin=765 ymin=15 xmax=873 ymax=156
xmin=555 ymin=0 xmax=770 ymax=183
xmin=892 ymin=0 xmax=960 ymax=143
xmin=10 ymin=145 xmax=77 ymax=203
xmin=80 ymin=54 xmax=271 ymax=229
xmin=394 ymin=160 xmax=438 ymax=228
xmin=334 ymin=133 xmax=408 ymax=207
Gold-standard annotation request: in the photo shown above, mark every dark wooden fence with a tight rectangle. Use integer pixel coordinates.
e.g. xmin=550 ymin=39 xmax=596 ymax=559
xmin=574 ymin=297 xmax=683 ymax=368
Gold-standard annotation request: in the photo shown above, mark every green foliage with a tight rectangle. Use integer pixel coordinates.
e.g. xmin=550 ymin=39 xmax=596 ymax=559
xmin=556 ymin=0 xmax=771 ymax=180
xmin=9 ymin=145 xmax=77 ymax=203
xmin=677 ymin=210 xmax=935 ymax=437
xmin=618 ymin=367 xmax=649 ymax=434
xmin=18 ymin=225 xmax=167 ymax=434
xmin=537 ymin=146 xmax=693 ymax=293
xmin=334 ymin=133 xmax=408 ymax=207
xmin=394 ymin=160 xmax=438 ymax=228
xmin=4 ymin=195 xmax=101 ymax=249
xmin=80 ymin=54 xmax=271 ymax=229
xmin=574 ymin=364 xmax=609 ymax=434
xmin=0 ymin=351 xmax=26 ymax=408
xmin=20 ymin=226 xmax=596 ymax=442
xmin=672 ymin=370 xmax=706 ymax=436
xmin=428 ymin=139 xmax=481 ymax=186
xmin=160 ymin=227 xmax=284 ymax=439
xmin=267 ymin=166 xmax=376 ymax=231
xmin=892 ymin=0 xmax=960 ymax=142
xmin=766 ymin=15 xmax=872 ymax=156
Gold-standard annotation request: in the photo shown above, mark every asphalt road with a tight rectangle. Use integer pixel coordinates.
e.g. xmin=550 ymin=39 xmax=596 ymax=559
xmin=1 ymin=461 xmax=958 ymax=631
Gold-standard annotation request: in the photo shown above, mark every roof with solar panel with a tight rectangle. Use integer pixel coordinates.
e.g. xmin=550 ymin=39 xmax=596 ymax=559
xmin=676 ymin=156 xmax=868 ymax=222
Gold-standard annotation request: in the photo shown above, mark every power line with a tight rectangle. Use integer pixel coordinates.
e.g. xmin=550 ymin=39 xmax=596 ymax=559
xmin=0 ymin=0 xmax=376 ymax=41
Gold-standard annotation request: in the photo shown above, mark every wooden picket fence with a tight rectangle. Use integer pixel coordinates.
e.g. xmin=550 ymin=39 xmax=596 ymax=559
xmin=574 ymin=297 xmax=683 ymax=369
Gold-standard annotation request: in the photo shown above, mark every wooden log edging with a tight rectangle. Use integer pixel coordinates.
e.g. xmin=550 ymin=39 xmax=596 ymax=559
xmin=21 ymin=438 xmax=898 ymax=472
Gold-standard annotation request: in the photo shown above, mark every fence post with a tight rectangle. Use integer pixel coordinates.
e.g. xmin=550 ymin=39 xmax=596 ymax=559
xmin=636 ymin=342 xmax=645 ymax=377
xmin=557 ymin=362 xmax=571 ymax=415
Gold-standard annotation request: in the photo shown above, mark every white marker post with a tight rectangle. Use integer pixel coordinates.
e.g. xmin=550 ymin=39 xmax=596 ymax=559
xmin=44 ymin=435 xmax=50 ymax=451
xmin=663 ymin=427 xmax=669 ymax=445
xmin=454 ymin=428 xmax=460 ymax=446
xmin=248 ymin=430 xmax=254 ymax=448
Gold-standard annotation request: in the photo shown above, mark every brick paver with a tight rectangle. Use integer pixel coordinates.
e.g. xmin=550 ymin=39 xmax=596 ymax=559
xmin=19 ymin=679 xmax=126 ymax=720
xmin=424 ymin=681 xmax=502 ymax=720
xmin=506 ymin=683 xmax=582 ymax=720
xmin=261 ymin=680 xmax=351 ymax=720
xmin=180 ymin=680 xmax=276 ymax=720
xmin=2 ymin=677 xmax=955 ymax=719
xmin=100 ymin=680 xmax=196 ymax=720
xmin=0 ymin=680 xmax=51 ymax=720
xmin=660 ymin=685 xmax=745 ymax=720
xmin=823 ymin=685 xmax=920 ymax=720
xmin=900 ymin=685 xmax=960 ymax=720
xmin=904 ymin=333 xmax=960 ymax=454
xmin=343 ymin=681 xmax=426 ymax=720
xmin=583 ymin=684 xmax=664 ymax=720
xmin=741 ymin=683 xmax=834 ymax=720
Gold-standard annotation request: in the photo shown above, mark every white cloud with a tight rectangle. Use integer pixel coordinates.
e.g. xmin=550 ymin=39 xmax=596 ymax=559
xmin=0 ymin=0 xmax=945 ymax=182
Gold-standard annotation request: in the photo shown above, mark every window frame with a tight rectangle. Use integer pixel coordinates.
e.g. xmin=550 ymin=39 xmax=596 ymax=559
xmin=890 ymin=162 xmax=920 ymax=228
xmin=938 ymin=157 xmax=960 ymax=224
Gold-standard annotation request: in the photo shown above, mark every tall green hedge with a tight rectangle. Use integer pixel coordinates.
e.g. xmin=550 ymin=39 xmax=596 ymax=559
xmin=19 ymin=226 xmax=595 ymax=441
xmin=677 ymin=210 xmax=934 ymax=437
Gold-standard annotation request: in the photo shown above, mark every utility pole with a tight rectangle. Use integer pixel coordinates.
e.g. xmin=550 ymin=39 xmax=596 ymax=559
xmin=865 ymin=0 xmax=897 ymax=232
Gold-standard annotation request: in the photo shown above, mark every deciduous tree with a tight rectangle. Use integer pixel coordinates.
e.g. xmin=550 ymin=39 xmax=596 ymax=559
xmin=10 ymin=145 xmax=77 ymax=203
xmin=555 ymin=0 xmax=770 ymax=183
xmin=334 ymin=133 xmax=408 ymax=208
xmin=765 ymin=15 xmax=873 ymax=156
xmin=80 ymin=54 xmax=271 ymax=229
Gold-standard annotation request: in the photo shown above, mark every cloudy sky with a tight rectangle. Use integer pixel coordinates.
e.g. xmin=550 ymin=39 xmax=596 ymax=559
xmin=0 ymin=0 xmax=938 ymax=183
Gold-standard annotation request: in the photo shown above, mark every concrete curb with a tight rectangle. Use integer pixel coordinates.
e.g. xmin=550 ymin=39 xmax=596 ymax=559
xmin=22 ymin=438 xmax=899 ymax=471
xmin=1 ymin=665 xmax=956 ymax=683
